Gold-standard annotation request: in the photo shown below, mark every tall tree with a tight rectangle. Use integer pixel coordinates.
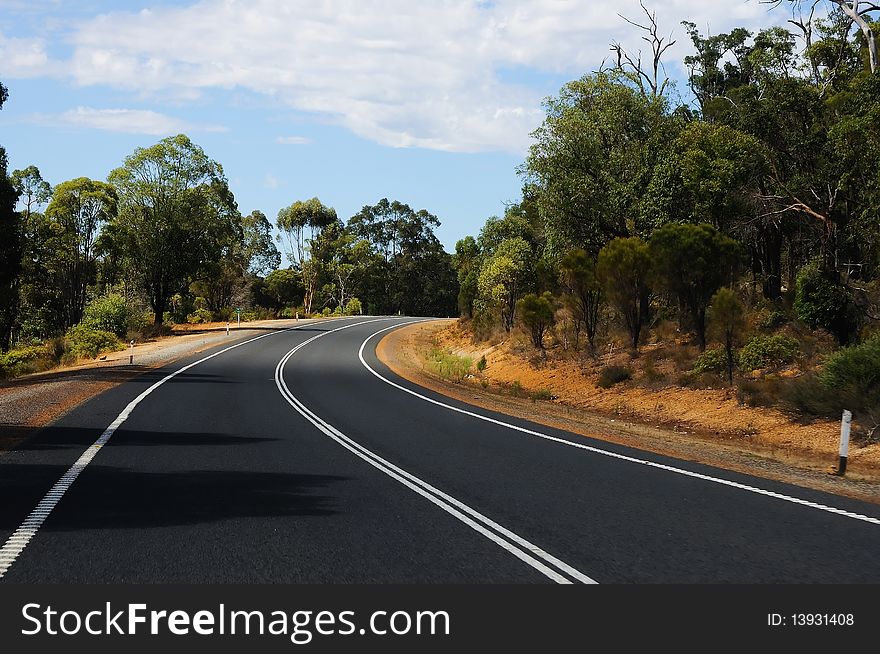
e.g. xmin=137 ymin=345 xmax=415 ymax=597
xmin=453 ymin=236 xmax=481 ymax=318
xmin=522 ymin=71 xmax=675 ymax=256
xmin=107 ymin=134 xmax=238 ymax=324
xmin=45 ymin=178 xmax=117 ymax=327
xmin=276 ymin=198 xmax=338 ymax=314
xmin=10 ymin=166 xmax=51 ymax=220
xmin=0 ymin=82 xmax=22 ymax=351
xmin=348 ymin=198 xmax=455 ymax=316
xmin=477 ymin=237 xmax=533 ymax=332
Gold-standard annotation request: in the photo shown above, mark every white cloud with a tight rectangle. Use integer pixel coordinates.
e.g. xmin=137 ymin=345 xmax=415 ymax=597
xmin=276 ymin=136 xmax=312 ymax=145
xmin=0 ymin=32 xmax=54 ymax=77
xmin=14 ymin=1 xmax=798 ymax=152
xmin=45 ymin=106 xmax=226 ymax=135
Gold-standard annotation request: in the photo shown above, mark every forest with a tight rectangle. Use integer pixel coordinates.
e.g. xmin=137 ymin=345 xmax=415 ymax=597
xmin=450 ymin=2 xmax=880 ymax=437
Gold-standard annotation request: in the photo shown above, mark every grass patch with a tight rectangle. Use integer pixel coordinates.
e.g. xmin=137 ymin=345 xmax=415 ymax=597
xmin=425 ymin=347 xmax=472 ymax=383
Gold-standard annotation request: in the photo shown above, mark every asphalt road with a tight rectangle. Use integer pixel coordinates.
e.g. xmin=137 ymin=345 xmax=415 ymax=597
xmin=1 ymin=316 xmax=879 ymax=583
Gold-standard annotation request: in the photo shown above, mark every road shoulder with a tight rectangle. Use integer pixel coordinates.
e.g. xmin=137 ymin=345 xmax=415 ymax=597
xmin=376 ymin=320 xmax=880 ymax=505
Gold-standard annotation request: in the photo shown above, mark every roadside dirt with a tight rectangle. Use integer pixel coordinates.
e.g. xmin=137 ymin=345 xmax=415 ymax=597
xmin=377 ymin=320 xmax=880 ymax=505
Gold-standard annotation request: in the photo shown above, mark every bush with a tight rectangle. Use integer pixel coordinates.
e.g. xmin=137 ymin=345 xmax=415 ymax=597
xmin=322 ymin=307 xmax=332 ymax=317
xmin=186 ymin=308 xmax=213 ymax=324
xmin=0 ymin=346 xmax=47 ymax=378
xmin=343 ymin=297 xmax=363 ymax=316
xmin=82 ymin=293 xmax=130 ymax=337
xmin=693 ymin=347 xmax=732 ymax=374
xmin=760 ymin=310 xmax=789 ymax=330
xmin=517 ymin=292 xmax=556 ymax=349
xmin=477 ymin=355 xmax=487 ymax=372
xmin=783 ymin=336 xmax=880 ymax=435
xmin=65 ymin=324 xmax=124 ymax=359
xmin=738 ymin=334 xmax=799 ymax=371
xmin=597 ymin=365 xmax=631 ymax=388
xmin=794 ymin=259 xmax=859 ymax=344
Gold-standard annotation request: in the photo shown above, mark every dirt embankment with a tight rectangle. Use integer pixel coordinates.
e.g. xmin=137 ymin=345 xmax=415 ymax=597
xmin=377 ymin=320 xmax=880 ymax=504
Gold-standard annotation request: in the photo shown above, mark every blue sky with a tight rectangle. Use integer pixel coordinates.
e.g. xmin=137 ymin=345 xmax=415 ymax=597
xmin=0 ymin=0 xmax=795 ymax=254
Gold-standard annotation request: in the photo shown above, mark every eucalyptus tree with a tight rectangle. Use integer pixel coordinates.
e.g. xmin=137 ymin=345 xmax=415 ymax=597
xmin=108 ymin=134 xmax=239 ymax=324
xmin=45 ymin=177 xmax=117 ymax=327
xmin=276 ymin=197 xmax=338 ymax=315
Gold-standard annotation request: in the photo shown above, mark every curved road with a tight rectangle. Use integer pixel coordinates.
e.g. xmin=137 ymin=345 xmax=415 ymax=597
xmin=1 ymin=316 xmax=879 ymax=583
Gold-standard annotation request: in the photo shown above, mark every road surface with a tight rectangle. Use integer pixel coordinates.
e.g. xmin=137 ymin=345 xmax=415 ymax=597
xmin=1 ymin=316 xmax=878 ymax=583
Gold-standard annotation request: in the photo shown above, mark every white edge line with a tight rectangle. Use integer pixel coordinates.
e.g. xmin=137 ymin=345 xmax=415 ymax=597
xmin=0 ymin=318 xmax=350 ymax=579
xmin=274 ymin=318 xmax=596 ymax=585
xmin=357 ymin=322 xmax=880 ymax=528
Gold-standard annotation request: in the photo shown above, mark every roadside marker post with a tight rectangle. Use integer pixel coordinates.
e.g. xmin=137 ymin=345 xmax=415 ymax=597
xmin=226 ymin=322 xmax=230 ymax=336
xmin=129 ymin=339 xmax=134 ymax=365
xmin=236 ymin=307 xmax=241 ymax=329
xmin=838 ymin=409 xmax=852 ymax=475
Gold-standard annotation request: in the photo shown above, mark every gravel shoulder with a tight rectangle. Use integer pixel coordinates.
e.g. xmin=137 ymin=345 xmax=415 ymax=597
xmin=0 ymin=318 xmax=323 ymax=454
xmin=376 ymin=320 xmax=880 ymax=505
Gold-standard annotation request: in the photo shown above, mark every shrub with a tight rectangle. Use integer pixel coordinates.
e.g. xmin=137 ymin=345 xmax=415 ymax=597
xmin=477 ymin=355 xmax=487 ymax=372
xmin=693 ymin=347 xmax=732 ymax=375
xmin=65 ymin=324 xmax=124 ymax=359
xmin=597 ymin=365 xmax=631 ymax=388
xmin=82 ymin=293 xmax=129 ymax=337
xmin=186 ymin=308 xmax=213 ymax=324
xmin=322 ymin=307 xmax=332 ymax=317
xmin=760 ymin=310 xmax=789 ymax=330
xmin=517 ymin=292 xmax=556 ymax=349
xmin=738 ymin=334 xmax=799 ymax=371
xmin=794 ymin=259 xmax=859 ymax=344
xmin=343 ymin=297 xmax=363 ymax=316
xmin=783 ymin=336 xmax=880 ymax=436
xmin=0 ymin=346 xmax=47 ymax=378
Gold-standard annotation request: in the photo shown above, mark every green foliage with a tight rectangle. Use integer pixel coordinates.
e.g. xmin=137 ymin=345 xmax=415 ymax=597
xmin=477 ymin=237 xmax=533 ymax=331
xmin=517 ymin=292 xmax=556 ymax=349
xmin=559 ymin=248 xmax=603 ymax=350
xmin=649 ymin=223 xmax=740 ymax=350
xmin=760 ymin=310 xmax=789 ymax=330
xmin=693 ymin=347 xmax=733 ymax=374
xmin=64 ymin=324 xmax=123 ymax=359
xmin=522 ymin=70 xmax=674 ymax=254
xmin=707 ymin=287 xmax=746 ymax=382
xmin=82 ymin=293 xmax=129 ymax=337
xmin=425 ymin=347 xmax=472 ymax=383
xmin=108 ymin=134 xmax=238 ymax=325
xmin=0 ymin=345 xmax=47 ymax=378
xmin=597 ymin=365 xmax=632 ymax=389
xmin=784 ymin=336 xmax=880 ymax=435
xmin=186 ymin=308 xmax=213 ymax=324
xmin=819 ymin=335 xmax=880 ymax=410
xmin=477 ymin=355 xmax=487 ymax=372
xmin=794 ymin=259 xmax=858 ymax=344
xmin=597 ymin=237 xmax=652 ymax=349
xmin=343 ymin=297 xmax=363 ymax=316
xmin=738 ymin=334 xmax=799 ymax=371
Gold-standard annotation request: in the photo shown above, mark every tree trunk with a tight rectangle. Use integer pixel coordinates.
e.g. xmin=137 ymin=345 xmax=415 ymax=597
xmin=725 ymin=334 xmax=734 ymax=385
xmin=696 ymin=308 xmax=707 ymax=352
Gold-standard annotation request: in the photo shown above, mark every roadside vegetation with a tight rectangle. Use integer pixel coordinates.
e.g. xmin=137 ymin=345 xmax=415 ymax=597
xmin=446 ymin=4 xmax=880 ymax=445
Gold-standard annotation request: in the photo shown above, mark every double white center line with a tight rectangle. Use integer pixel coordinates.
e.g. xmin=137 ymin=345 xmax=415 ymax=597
xmin=274 ymin=319 xmax=597 ymax=585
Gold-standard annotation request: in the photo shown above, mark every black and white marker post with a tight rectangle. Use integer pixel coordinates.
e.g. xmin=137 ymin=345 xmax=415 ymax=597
xmin=838 ymin=409 xmax=852 ymax=475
